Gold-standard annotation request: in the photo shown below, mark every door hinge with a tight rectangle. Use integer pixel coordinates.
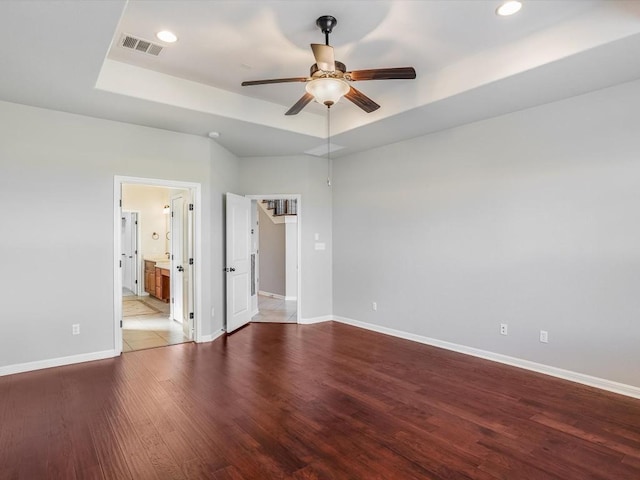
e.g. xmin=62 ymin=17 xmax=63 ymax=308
xmin=171 ymin=211 xmax=174 ymax=217
xmin=188 ymin=203 xmax=194 ymax=211
xmin=119 ymin=199 xmax=122 ymax=207
xmin=189 ymin=258 xmax=194 ymax=265
xmin=189 ymin=312 xmax=194 ymax=319
xmin=172 ymin=298 xmax=174 ymax=304
xmin=135 ymin=221 xmax=138 ymax=225
xmin=120 ymin=320 xmax=123 ymax=328
xmin=119 ymin=260 xmax=122 ymax=268
xmin=135 ymin=280 xmax=138 ymax=284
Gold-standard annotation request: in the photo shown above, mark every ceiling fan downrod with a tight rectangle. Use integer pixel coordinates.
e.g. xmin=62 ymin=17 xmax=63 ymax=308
xmin=316 ymin=15 xmax=337 ymax=46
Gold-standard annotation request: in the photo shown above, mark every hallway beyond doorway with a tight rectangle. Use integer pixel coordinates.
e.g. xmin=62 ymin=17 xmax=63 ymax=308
xmin=252 ymin=294 xmax=296 ymax=323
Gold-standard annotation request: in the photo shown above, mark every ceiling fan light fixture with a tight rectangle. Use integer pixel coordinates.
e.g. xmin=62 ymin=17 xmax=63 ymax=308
xmin=305 ymin=78 xmax=350 ymax=107
xmin=496 ymin=1 xmax=522 ymax=16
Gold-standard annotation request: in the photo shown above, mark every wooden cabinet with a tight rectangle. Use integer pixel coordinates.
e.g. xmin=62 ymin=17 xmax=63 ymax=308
xmin=144 ymin=260 xmax=170 ymax=302
xmin=144 ymin=260 xmax=156 ymax=295
xmin=155 ymin=268 xmax=170 ymax=303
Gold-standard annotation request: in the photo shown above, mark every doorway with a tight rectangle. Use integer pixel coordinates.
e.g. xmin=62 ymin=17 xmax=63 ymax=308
xmin=114 ymin=176 xmax=202 ymax=354
xmin=247 ymin=194 xmax=300 ymax=325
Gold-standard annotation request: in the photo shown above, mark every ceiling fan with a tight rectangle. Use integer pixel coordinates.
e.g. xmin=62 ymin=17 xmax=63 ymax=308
xmin=241 ymin=15 xmax=416 ymax=115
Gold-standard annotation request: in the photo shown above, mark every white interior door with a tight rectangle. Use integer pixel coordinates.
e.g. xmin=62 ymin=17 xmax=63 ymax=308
xmin=170 ymin=195 xmax=184 ymax=325
xmin=121 ymin=212 xmax=137 ymax=292
xmin=130 ymin=212 xmax=139 ymax=294
xmin=226 ymin=193 xmax=252 ymax=333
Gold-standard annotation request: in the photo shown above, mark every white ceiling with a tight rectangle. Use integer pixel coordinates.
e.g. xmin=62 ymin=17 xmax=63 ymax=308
xmin=2 ymin=1 xmax=640 ymax=158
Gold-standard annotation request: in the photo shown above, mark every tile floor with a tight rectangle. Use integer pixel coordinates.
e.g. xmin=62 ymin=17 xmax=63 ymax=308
xmin=122 ymin=295 xmax=190 ymax=352
xmin=252 ymin=294 xmax=297 ymax=323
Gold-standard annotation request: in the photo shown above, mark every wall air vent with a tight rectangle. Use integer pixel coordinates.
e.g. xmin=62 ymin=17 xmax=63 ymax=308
xmin=119 ymin=34 xmax=163 ymax=56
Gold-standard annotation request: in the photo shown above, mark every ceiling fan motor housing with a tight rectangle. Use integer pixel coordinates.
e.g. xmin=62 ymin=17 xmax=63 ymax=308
xmin=310 ymin=61 xmax=346 ymax=78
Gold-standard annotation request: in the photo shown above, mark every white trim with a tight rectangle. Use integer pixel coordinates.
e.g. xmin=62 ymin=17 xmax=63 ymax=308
xmin=251 ymin=308 xmax=259 ymax=318
xmin=299 ymin=315 xmax=332 ymax=325
xmin=246 ymin=194 xmax=302 ymax=325
xmin=114 ymin=176 xmax=203 ymax=350
xmin=284 ymin=296 xmax=297 ymax=301
xmin=332 ymin=316 xmax=640 ymax=400
xmin=114 ymin=180 xmax=123 ymax=354
xmin=0 ymin=350 xmax=118 ymax=377
xmin=258 ymin=290 xmax=285 ymax=300
xmin=197 ymin=329 xmax=225 ymax=343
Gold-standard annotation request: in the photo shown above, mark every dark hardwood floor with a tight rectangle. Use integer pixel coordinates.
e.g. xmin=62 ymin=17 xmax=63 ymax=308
xmin=1 ymin=322 xmax=639 ymax=479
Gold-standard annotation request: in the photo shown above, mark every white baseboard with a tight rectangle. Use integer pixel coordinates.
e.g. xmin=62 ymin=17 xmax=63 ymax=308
xmin=299 ymin=315 xmax=333 ymax=325
xmin=0 ymin=350 xmax=118 ymax=377
xmin=258 ymin=291 xmax=285 ymax=300
xmin=251 ymin=308 xmax=259 ymax=317
xmin=198 ymin=329 xmax=225 ymax=343
xmin=332 ymin=316 xmax=640 ymax=400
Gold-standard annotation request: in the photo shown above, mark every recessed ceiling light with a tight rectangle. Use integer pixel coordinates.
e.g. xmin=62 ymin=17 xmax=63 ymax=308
xmin=496 ymin=1 xmax=522 ymax=16
xmin=156 ymin=30 xmax=177 ymax=43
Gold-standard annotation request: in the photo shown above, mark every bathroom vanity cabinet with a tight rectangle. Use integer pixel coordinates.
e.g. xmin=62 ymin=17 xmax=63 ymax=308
xmin=144 ymin=260 xmax=156 ymax=295
xmin=155 ymin=267 xmax=170 ymax=303
xmin=144 ymin=259 xmax=170 ymax=302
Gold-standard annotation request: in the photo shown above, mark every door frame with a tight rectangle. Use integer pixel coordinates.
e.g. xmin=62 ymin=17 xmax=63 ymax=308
xmin=245 ymin=194 xmax=302 ymax=324
xmin=113 ymin=176 xmax=202 ymax=354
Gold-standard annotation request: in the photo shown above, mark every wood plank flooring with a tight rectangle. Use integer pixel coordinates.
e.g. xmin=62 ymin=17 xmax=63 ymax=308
xmin=1 ymin=322 xmax=639 ymax=479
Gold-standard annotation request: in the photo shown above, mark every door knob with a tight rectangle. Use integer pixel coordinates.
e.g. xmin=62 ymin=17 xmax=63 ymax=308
xmin=224 ymin=267 xmax=236 ymax=272
xmin=176 ymin=265 xmax=184 ymax=272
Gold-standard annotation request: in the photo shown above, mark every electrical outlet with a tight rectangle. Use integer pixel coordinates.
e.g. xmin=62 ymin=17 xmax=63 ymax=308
xmin=72 ymin=324 xmax=80 ymax=335
xmin=540 ymin=330 xmax=549 ymax=343
xmin=372 ymin=301 xmax=377 ymax=311
xmin=500 ymin=323 xmax=508 ymax=335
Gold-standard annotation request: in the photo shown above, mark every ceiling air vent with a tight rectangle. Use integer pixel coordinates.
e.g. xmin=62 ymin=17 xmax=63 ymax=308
xmin=119 ymin=34 xmax=163 ymax=56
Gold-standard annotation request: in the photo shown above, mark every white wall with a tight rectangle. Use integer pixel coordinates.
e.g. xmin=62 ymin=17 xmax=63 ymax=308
xmin=332 ymin=79 xmax=640 ymax=388
xmin=285 ymin=222 xmax=297 ymax=300
xmin=208 ymin=139 xmax=241 ymax=333
xmin=0 ymin=100 xmax=238 ymax=369
xmin=258 ymin=207 xmax=285 ymax=296
xmin=239 ymin=155 xmax=332 ymax=320
xmin=122 ymin=184 xmax=171 ymax=259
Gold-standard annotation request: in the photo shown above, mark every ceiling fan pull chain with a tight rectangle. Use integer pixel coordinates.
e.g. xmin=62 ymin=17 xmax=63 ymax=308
xmin=327 ymin=105 xmax=332 ymax=187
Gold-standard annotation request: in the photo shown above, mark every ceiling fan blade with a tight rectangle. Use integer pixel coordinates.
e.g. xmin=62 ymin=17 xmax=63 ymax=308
xmin=344 ymin=86 xmax=380 ymax=113
xmin=348 ymin=67 xmax=416 ymax=81
xmin=241 ymin=77 xmax=308 ymax=86
xmin=310 ymin=44 xmax=335 ymax=72
xmin=285 ymin=92 xmax=314 ymax=116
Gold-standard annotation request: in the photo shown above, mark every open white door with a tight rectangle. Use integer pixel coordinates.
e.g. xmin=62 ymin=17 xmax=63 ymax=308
xmin=121 ymin=212 xmax=138 ymax=293
xmin=171 ymin=193 xmax=195 ymax=341
xmin=226 ymin=193 xmax=252 ymax=333
xmin=170 ymin=195 xmax=185 ymax=326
